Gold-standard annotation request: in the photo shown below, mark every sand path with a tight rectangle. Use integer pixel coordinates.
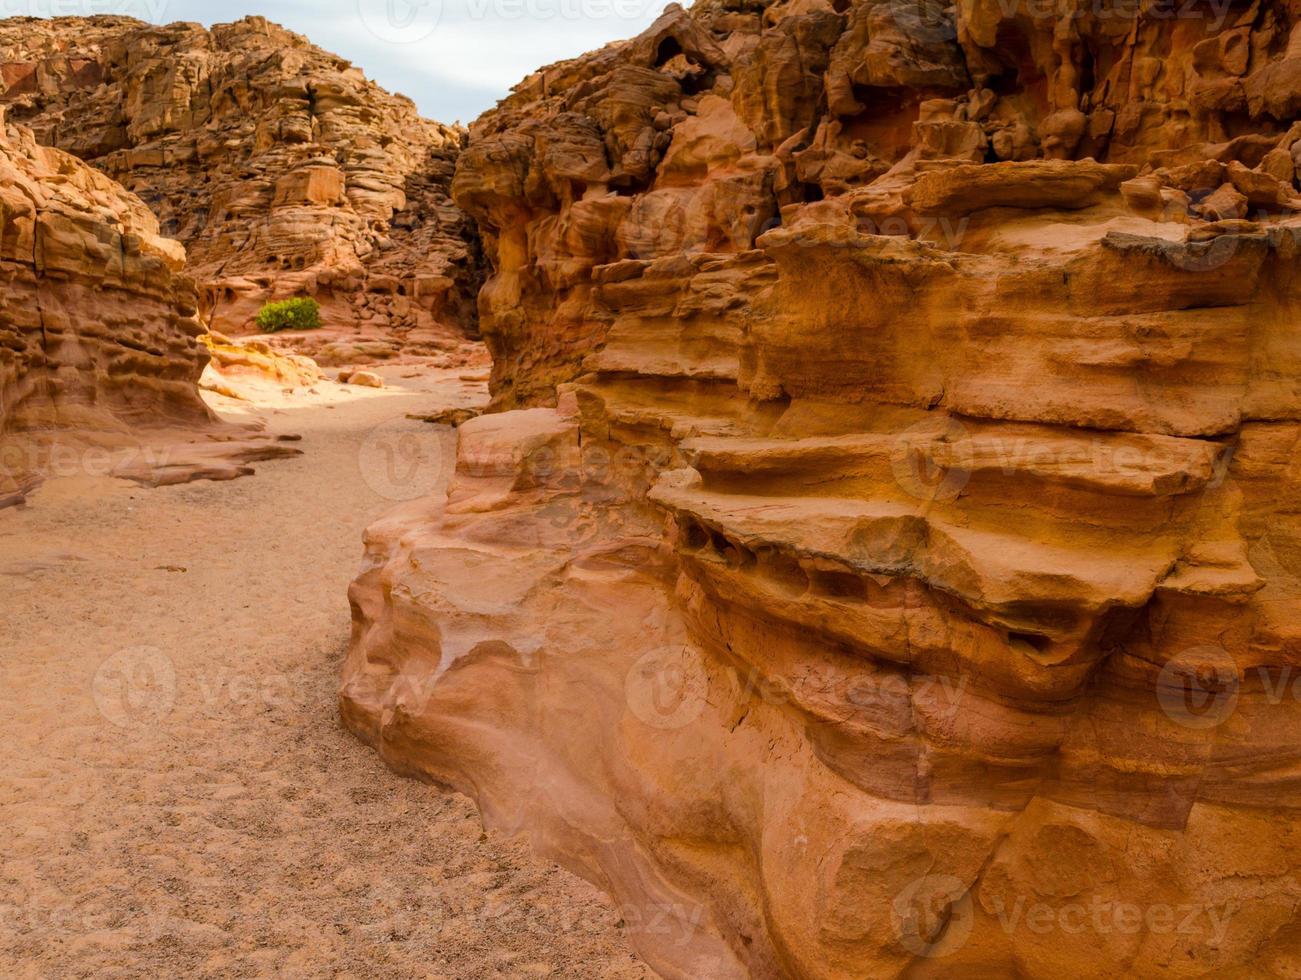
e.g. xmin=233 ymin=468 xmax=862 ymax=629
xmin=0 ymin=366 xmax=648 ymax=978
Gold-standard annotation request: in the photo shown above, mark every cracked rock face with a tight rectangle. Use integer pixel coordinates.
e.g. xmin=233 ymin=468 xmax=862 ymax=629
xmin=343 ymin=0 xmax=1301 ymax=976
xmin=0 ymin=15 xmax=481 ymax=352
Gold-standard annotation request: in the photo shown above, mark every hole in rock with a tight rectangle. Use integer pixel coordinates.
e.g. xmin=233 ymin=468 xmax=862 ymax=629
xmin=1008 ymin=630 xmax=1049 ymax=650
xmin=721 ymin=539 xmax=756 ymax=568
xmin=608 ymin=174 xmax=642 ymax=196
xmin=841 ymin=87 xmax=924 ymax=163
xmin=813 ymin=570 xmax=867 ymax=600
xmin=986 ymin=25 xmax=1042 ymax=97
xmin=1079 ymin=44 xmax=1097 ymax=98
xmin=1004 ymin=627 xmax=1066 ymax=666
xmin=765 ymin=554 xmax=810 ymax=594
xmin=1218 ymin=113 xmax=1283 ymax=156
xmin=708 ymin=528 xmax=735 ymax=557
xmin=681 ymin=520 xmax=710 ymax=551
xmin=678 ymin=67 xmax=713 ymax=97
xmin=654 ymin=37 xmax=684 ymax=69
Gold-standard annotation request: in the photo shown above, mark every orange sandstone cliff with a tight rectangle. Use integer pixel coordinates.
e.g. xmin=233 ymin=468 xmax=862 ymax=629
xmin=342 ymin=1 xmax=1301 ymax=976
xmin=0 ymin=15 xmax=481 ymax=357
xmin=0 ymin=115 xmax=296 ymax=507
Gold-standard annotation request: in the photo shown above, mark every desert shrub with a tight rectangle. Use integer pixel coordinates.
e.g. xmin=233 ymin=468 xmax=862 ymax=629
xmin=256 ymin=297 xmax=322 ymax=333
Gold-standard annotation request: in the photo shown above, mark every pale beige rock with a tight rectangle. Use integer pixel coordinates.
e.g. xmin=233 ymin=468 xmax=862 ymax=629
xmin=200 ymin=333 xmax=323 ymax=390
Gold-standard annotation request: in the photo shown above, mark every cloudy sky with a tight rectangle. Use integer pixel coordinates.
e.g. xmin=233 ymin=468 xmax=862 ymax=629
xmin=87 ymin=0 xmax=674 ymax=123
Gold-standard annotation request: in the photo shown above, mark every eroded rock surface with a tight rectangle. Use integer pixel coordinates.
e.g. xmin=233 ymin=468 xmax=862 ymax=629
xmin=198 ymin=330 xmax=324 ymax=398
xmin=344 ymin=1 xmax=1301 ymax=976
xmin=0 ymin=116 xmax=297 ymax=506
xmin=0 ymin=15 xmax=481 ymax=351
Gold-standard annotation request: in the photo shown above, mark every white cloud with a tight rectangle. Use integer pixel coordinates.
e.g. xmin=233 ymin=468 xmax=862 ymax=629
xmin=148 ymin=0 xmax=672 ymax=122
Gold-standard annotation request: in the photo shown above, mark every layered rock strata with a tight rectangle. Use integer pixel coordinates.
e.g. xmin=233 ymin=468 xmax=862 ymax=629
xmin=344 ymin=1 xmax=1301 ymax=976
xmin=0 ymin=15 xmax=481 ymax=350
xmin=0 ymin=117 xmax=296 ymax=506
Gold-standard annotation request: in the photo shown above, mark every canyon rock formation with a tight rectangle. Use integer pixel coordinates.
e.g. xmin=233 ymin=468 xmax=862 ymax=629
xmin=343 ymin=0 xmax=1301 ymax=976
xmin=0 ymin=15 xmax=480 ymax=357
xmin=0 ymin=115 xmax=298 ymax=507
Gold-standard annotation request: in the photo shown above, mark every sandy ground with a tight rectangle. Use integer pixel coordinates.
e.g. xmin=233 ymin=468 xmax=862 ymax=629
xmin=0 ymin=365 xmax=650 ymax=979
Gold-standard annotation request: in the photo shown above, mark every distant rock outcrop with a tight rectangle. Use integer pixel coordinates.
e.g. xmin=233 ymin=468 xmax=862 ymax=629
xmin=343 ymin=0 xmax=1301 ymax=977
xmin=0 ymin=15 xmax=481 ymax=355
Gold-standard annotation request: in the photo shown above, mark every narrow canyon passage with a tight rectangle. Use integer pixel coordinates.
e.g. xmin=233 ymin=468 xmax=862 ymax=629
xmin=0 ymin=369 xmax=647 ymax=978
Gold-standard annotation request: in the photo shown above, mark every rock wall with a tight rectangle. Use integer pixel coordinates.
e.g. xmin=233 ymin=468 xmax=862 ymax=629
xmin=0 ymin=115 xmax=297 ymax=507
xmin=0 ymin=15 xmax=481 ymax=352
xmin=343 ymin=1 xmax=1301 ymax=976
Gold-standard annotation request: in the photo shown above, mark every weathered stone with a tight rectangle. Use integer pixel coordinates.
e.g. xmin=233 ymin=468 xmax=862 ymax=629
xmin=0 ymin=15 xmax=482 ymax=345
xmin=0 ymin=118 xmax=297 ymax=505
xmin=337 ymin=1 xmax=1301 ymax=976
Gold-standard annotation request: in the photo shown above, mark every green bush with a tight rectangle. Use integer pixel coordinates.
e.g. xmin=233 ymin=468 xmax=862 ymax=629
xmin=256 ymin=297 xmax=322 ymax=333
